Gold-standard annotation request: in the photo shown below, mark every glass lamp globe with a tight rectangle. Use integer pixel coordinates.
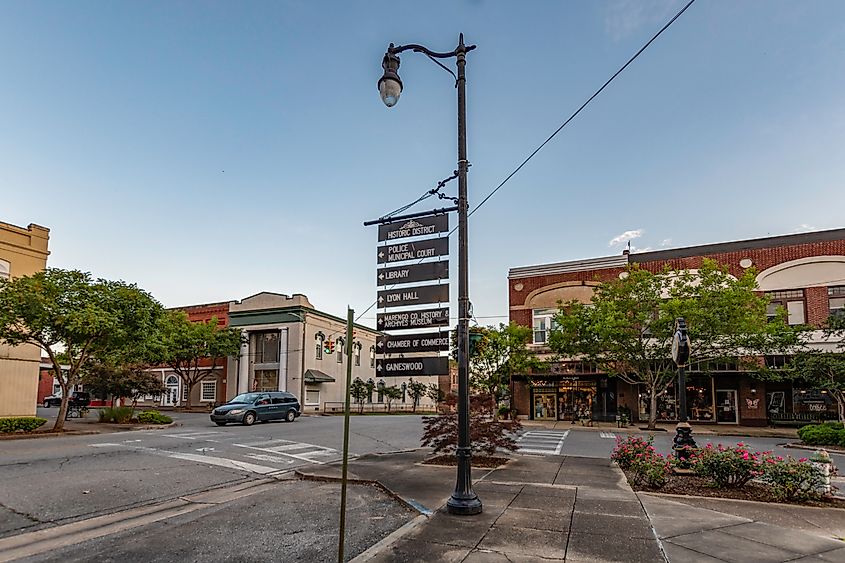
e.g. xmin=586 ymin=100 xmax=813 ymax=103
xmin=379 ymin=77 xmax=402 ymax=107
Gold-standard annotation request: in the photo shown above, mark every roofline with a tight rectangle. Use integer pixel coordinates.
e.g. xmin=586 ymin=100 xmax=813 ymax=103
xmin=631 ymin=227 xmax=845 ymax=263
xmin=509 ymin=255 xmax=628 ymax=279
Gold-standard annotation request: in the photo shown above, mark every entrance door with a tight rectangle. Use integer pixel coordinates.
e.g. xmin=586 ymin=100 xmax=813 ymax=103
xmin=533 ymin=393 xmax=557 ymax=420
xmin=715 ymin=389 xmax=738 ymax=424
xmin=163 ymin=375 xmax=179 ymax=407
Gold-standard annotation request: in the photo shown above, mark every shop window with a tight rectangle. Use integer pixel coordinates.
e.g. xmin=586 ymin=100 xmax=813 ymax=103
xmin=315 ymin=332 xmax=325 ymax=360
xmin=829 ymin=286 xmax=845 ymax=319
xmin=766 ymin=290 xmax=805 ymax=325
xmin=200 ymin=381 xmax=217 ymax=402
xmin=532 ymin=308 xmax=557 ymax=344
xmin=252 ymin=331 xmax=280 ymax=363
xmin=305 ymin=389 xmax=320 ymax=406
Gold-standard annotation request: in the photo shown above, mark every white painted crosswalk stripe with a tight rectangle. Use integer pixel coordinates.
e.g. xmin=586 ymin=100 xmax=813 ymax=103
xmin=600 ymin=432 xmax=616 ymax=439
xmin=517 ymin=430 xmax=569 ymax=456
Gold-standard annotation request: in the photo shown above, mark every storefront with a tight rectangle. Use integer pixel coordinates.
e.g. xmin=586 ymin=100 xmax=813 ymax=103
xmin=529 ymin=376 xmax=618 ymax=422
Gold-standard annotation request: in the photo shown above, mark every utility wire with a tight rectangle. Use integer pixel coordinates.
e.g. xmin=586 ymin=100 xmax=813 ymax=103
xmin=468 ymin=0 xmax=696 ymax=218
xmin=358 ymin=0 xmax=696 ymax=328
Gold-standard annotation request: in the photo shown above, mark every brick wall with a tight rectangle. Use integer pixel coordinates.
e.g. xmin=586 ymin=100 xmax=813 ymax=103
xmin=805 ymin=286 xmax=831 ymax=326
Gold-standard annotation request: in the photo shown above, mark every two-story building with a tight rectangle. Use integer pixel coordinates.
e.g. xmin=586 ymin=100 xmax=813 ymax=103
xmin=509 ymin=227 xmax=845 ymax=426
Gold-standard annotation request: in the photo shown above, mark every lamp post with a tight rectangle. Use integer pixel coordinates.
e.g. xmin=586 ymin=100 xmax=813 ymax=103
xmin=378 ymin=34 xmax=482 ymax=515
xmin=671 ymin=318 xmax=696 ymax=461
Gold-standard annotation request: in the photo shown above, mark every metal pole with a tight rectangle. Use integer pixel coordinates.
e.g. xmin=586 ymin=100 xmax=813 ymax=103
xmin=338 ymin=307 xmax=355 ymax=562
xmin=447 ymin=33 xmax=482 ymax=516
xmin=678 ymin=364 xmax=687 ymax=423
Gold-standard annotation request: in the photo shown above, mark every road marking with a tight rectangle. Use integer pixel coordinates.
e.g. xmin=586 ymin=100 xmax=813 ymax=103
xmin=161 ymin=431 xmax=222 ymax=439
xmin=244 ymin=453 xmax=295 ymax=464
xmin=600 ymin=432 xmax=616 ymax=439
xmin=233 ymin=441 xmax=338 ymax=465
xmin=517 ymin=430 xmax=569 ymax=456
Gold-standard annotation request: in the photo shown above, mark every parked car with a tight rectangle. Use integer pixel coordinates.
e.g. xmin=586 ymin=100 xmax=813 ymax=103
xmin=42 ymin=391 xmax=91 ymax=409
xmin=210 ymin=392 xmax=301 ymax=426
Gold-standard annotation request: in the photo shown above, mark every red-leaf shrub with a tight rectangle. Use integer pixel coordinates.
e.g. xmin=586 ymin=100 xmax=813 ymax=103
xmin=421 ymin=394 xmax=522 ymax=456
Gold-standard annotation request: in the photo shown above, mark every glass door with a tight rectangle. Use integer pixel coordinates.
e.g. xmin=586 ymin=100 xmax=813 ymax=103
xmin=715 ymin=389 xmax=738 ymax=424
xmin=533 ymin=393 xmax=557 ymax=420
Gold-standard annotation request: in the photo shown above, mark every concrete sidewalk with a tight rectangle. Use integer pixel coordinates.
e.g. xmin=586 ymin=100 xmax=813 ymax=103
xmin=298 ymin=450 xmax=845 ymax=562
xmin=521 ymin=419 xmax=800 ymax=439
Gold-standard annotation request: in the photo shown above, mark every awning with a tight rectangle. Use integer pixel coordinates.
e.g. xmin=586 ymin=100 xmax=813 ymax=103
xmin=304 ymin=369 xmax=336 ymax=384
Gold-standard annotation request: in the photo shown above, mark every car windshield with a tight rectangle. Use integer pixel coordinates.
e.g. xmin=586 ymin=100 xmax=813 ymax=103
xmin=230 ymin=393 xmax=264 ymax=404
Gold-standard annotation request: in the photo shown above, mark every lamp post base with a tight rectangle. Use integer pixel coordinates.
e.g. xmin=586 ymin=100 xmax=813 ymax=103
xmin=446 ymin=493 xmax=483 ymax=515
xmin=446 ymin=448 xmax=482 ymax=515
xmin=673 ymin=421 xmax=697 ymax=464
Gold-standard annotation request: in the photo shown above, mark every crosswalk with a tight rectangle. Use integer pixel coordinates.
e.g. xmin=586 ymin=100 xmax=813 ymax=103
xmin=516 ymin=430 xmax=569 ymax=455
xmin=599 ymin=432 xmax=616 ymax=439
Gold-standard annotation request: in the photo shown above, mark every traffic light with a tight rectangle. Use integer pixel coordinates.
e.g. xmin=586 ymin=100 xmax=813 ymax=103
xmin=324 ymin=340 xmax=335 ymax=354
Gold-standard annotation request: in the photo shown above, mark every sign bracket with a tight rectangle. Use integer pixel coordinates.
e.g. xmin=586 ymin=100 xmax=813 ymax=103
xmin=363 ymin=206 xmax=457 ymax=227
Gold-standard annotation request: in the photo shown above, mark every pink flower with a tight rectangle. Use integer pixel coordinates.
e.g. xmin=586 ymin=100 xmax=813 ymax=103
xmin=799 ymin=457 xmax=808 ymax=463
xmin=742 ymin=452 xmax=749 ymax=460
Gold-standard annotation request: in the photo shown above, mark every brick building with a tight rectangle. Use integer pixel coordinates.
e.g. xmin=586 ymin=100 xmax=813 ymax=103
xmin=508 ymin=228 xmax=845 ymax=426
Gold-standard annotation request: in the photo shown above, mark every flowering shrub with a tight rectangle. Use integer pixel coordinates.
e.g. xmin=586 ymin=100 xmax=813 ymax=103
xmin=628 ymin=452 xmax=671 ymax=489
xmin=692 ymin=443 xmax=765 ymax=488
xmin=759 ymin=456 xmax=826 ymax=501
xmin=611 ymin=436 xmax=656 ymax=470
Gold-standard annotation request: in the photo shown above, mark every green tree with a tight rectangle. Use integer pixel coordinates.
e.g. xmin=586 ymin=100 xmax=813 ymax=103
xmin=549 ymin=260 xmax=797 ymax=430
xmin=470 ymin=323 xmax=539 ymax=419
xmin=788 ymin=315 xmax=845 ymax=422
xmin=383 ymin=385 xmax=402 ymax=413
xmin=151 ymin=310 xmax=242 ymax=408
xmin=407 ymin=378 xmax=428 ymax=413
xmin=350 ymin=377 xmax=368 ymax=413
xmin=81 ymin=357 xmax=165 ymax=410
xmin=0 ymin=269 xmax=163 ymax=430
xmin=426 ymin=382 xmax=445 ymax=411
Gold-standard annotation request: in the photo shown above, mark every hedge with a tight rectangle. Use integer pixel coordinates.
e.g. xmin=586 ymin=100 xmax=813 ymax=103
xmin=0 ymin=417 xmax=48 ymax=433
xmin=797 ymin=423 xmax=845 ymax=447
xmin=137 ymin=410 xmax=173 ymax=425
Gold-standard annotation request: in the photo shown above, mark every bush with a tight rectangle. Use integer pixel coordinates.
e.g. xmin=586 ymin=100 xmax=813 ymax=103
xmin=797 ymin=424 xmax=845 ymax=447
xmin=98 ymin=406 xmax=134 ymax=424
xmin=421 ymin=394 xmax=522 ymax=456
xmin=759 ymin=456 xmax=826 ymax=502
xmin=692 ymin=443 xmax=765 ymax=488
xmin=137 ymin=410 xmax=173 ymax=425
xmin=611 ymin=435 xmax=656 ymax=470
xmin=0 ymin=417 xmax=48 ymax=433
xmin=628 ymin=452 xmax=671 ymax=489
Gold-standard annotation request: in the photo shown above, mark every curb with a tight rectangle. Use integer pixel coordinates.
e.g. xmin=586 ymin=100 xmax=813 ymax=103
xmin=784 ymin=442 xmax=845 ymax=454
xmin=639 ymin=491 xmax=845 ymax=509
xmin=294 ymin=470 xmax=431 ymax=516
xmin=0 ymin=429 xmax=102 ymax=441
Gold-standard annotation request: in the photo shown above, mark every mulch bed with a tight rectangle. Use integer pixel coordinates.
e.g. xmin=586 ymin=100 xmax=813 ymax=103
xmin=422 ymin=455 xmax=510 ymax=468
xmin=626 ymin=471 xmax=845 ymax=508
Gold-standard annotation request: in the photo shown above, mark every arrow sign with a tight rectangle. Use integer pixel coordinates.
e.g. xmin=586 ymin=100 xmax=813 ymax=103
xmin=377 ymin=238 xmax=449 ymax=264
xmin=377 ymin=261 xmax=448 ymax=287
xmin=376 ymin=357 xmax=449 ymax=377
xmin=378 ymin=331 xmax=449 ymax=354
xmin=378 ymin=284 xmax=449 ymax=309
xmin=378 ymin=215 xmax=449 ymax=242
xmin=377 ymin=307 xmax=449 ymax=330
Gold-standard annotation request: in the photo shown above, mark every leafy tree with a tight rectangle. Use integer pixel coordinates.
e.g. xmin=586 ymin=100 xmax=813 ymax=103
xmin=421 ymin=394 xmax=522 ymax=455
xmin=151 ymin=310 xmax=241 ymax=408
xmin=788 ymin=315 xmax=845 ymax=422
xmin=426 ymin=382 xmax=445 ymax=411
xmin=407 ymin=378 xmax=428 ymax=413
xmin=350 ymin=377 xmax=368 ymax=413
xmin=0 ymin=269 xmax=163 ymax=430
xmin=469 ymin=323 xmax=539 ymax=419
xmin=81 ymin=358 xmax=165 ymax=410
xmin=383 ymin=385 xmax=402 ymax=413
xmin=549 ymin=260 xmax=797 ymax=430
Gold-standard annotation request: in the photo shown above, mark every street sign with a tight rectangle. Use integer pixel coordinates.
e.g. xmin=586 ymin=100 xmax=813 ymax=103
xmin=377 ymin=284 xmax=449 ymax=308
xmin=376 ymin=356 xmax=449 ymax=377
xmin=377 ymin=307 xmax=449 ymax=330
xmin=376 ymin=261 xmax=448 ymax=286
xmin=377 ymin=331 xmax=450 ymax=354
xmin=377 ymin=238 xmax=449 ymax=264
xmin=378 ymin=215 xmax=449 ymax=242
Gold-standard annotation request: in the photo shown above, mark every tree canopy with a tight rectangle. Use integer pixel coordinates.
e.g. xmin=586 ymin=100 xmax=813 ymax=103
xmin=548 ymin=259 xmax=797 ymax=429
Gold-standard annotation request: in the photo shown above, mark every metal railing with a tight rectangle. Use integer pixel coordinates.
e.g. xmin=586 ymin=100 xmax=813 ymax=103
xmin=322 ymin=401 xmax=437 ymax=414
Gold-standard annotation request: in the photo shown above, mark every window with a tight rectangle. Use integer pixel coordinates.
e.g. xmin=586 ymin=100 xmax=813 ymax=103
xmin=830 ymin=286 xmax=845 ymax=319
xmin=377 ymin=380 xmax=385 ymax=403
xmin=253 ymin=369 xmax=278 ymax=392
xmin=201 ymin=381 xmax=217 ymax=402
xmin=305 ymin=389 xmax=320 ymax=406
xmin=253 ymin=332 xmax=280 ymax=363
xmin=0 ymin=259 xmax=9 ymax=280
xmin=532 ymin=308 xmax=557 ymax=344
xmin=315 ymin=332 xmax=325 ymax=360
xmin=354 ymin=342 xmax=362 ymax=366
xmin=766 ymin=290 xmax=806 ymax=325
xmin=336 ymin=337 xmax=345 ymax=363
xmin=369 ymin=346 xmax=375 ymax=368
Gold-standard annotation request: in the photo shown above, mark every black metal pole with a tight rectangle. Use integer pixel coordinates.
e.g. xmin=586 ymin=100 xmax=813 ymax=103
xmin=447 ymin=33 xmax=482 ymax=516
xmin=678 ymin=364 xmax=687 ymax=423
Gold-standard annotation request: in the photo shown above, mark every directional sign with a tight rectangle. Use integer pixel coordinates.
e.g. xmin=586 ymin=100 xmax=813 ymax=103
xmin=377 ymin=307 xmax=449 ymax=330
xmin=376 ymin=356 xmax=449 ymax=377
xmin=377 ymin=238 xmax=449 ymax=264
xmin=378 ymin=284 xmax=449 ymax=309
xmin=377 ymin=331 xmax=450 ymax=354
xmin=378 ymin=215 xmax=449 ymax=242
xmin=377 ymin=261 xmax=448 ymax=287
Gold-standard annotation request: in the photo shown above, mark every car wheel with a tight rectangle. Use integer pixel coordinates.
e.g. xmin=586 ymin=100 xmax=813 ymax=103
xmin=285 ymin=410 xmax=296 ymax=423
xmin=243 ymin=412 xmax=256 ymax=426
xmin=215 ymin=422 xmax=227 ymax=426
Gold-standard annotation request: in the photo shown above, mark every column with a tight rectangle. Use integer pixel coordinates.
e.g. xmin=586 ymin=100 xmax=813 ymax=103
xmin=238 ymin=330 xmax=249 ymax=394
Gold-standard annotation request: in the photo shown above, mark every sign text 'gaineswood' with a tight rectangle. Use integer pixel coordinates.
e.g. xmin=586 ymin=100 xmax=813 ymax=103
xmin=376 ymin=260 xmax=448 ymax=286
xmin=377 ymin=284 xmax=448 ymax=308
xmin=377 ymin=307 xmax=449 ymax=330
xmin=377 ymin=237 xmax=449 ymax=264
xmin=377 ymin=215 xmax=449 ymax=242
xmin=377 ymin=331 xmax=450 ymax=354
xmin=376 ymin=356 xmax=450 ymax=377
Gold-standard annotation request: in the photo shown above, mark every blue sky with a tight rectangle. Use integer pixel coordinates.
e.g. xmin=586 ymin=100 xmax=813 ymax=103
xmin=2 ymin=1 xmax=844 ymax=328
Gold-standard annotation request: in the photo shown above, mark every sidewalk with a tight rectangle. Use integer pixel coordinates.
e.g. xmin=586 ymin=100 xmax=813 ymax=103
xmin=521 ymin=419 xmax=799 ymax=439
xmin=297 ymin=450 xmax=845 ymax=562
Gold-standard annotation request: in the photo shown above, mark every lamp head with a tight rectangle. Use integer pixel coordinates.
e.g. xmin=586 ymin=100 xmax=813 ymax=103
xmin=378 ymin=48 xmax=402 ymax=107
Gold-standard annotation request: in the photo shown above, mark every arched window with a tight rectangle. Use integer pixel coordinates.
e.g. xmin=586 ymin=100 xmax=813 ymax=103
xmin=336 ymin=337 xmax=345 ymax=363
xmin=401 ymin=382 xmax=407 ymax=403
xmin=354 ymin=342 xmax=362 ymax=366
xmin=367 ymin=378 xmax=375 ymax=403
xmin=369 ymin=345 xmax=376 ymax=368
xmin=377 ymin=380 xmax=385 ymax=403
xmin=315 ymin=332 xmax=325 ymax=360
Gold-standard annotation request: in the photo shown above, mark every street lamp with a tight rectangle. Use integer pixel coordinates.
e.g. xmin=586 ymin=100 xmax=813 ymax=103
xmin=672 ymin=318 xmax=697 ymax=461
xmin=378 ymin=34 xmax=482 ymax=516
